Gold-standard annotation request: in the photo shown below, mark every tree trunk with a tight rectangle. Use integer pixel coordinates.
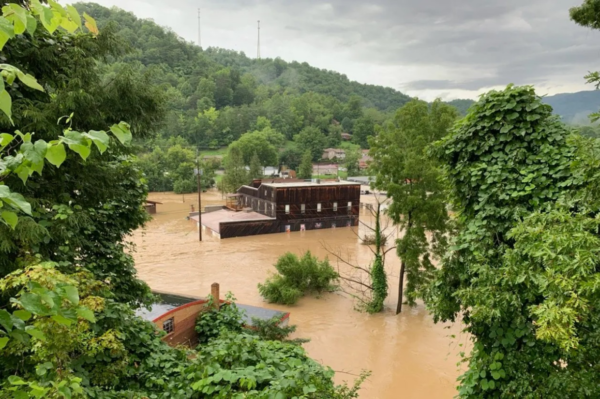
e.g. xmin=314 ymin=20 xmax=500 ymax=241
xmin=396 ymin=260 xmax=405 ymax=314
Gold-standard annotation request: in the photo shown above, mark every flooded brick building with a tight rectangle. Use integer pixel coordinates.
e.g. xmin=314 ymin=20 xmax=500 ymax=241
xmin=194 ymin=180 xmax=361 ymax=239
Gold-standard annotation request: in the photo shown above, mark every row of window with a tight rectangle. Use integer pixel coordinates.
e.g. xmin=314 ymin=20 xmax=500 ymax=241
xmin=285 ymin=201 xmax=353 ymax=214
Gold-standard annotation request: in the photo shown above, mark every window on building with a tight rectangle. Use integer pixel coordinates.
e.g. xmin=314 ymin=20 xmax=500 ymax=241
xmin=347 ymin=201 xmax=352 ymax=214
xmin=163 ymin=318 xmax=174 ymax=334
xmin=285 ymin=204 xmax=290 ymax=214
xmin=317 ymin=203 xmax=322 ymax=212
xmin=333 ymin=202 xmax=338 ymax=211
xmin=301 ymin=204 xmax=306 ymax=214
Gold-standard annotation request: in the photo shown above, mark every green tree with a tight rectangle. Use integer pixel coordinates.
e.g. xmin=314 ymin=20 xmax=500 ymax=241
xmin=294 ymin=126 xmax=327 ymax=161
xmin=343 ymin=146 xmax=361 ymax=176
xmin=229 ymin=131 xmax=279 ymax=167
xmin=279 ymin=146 xmax=303 ymax=170
xmin=352 ymin=116 xmax=376 ymax=148
xmin=222 ymin=146 xmax=249 ymax=192
xmin=427 ymin=85 xmax=600 ymax=397
xmin=369 ymin=99 xmax=457 ymax=313
xmin=298 ymin=150 xmax=313 ymax=179
xmin=249 ymin=151 xmax=263 ymax=179
xmin=570 ymin=0 xmax=600 ymax=122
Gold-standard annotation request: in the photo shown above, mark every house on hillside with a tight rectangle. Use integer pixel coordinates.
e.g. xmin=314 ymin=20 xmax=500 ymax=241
xmin=322 ymin=148 xmax=346 ymax=160
xmin=359 ymin=150 xmax=372 ymax=170
xmin=341 ymin=133 xmax=352 ymax=141
xmin=191 ymin=180 xmax=360 ymax=238
xmin=313 ymin=163 xmax=339 ymax=176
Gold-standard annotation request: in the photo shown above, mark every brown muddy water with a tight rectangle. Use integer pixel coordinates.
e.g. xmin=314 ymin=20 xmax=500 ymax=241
xmin=130 ymin=191 xmax=468 ymax=399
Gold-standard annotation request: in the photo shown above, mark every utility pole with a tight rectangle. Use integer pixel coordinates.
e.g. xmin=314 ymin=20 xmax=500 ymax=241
xmin=257 ymin=20 xmax=261 ymax=59
xmin=196 ymin=150 xmax=202 ymax=241
xmin=197 ymin=8 xmax=201 ymax=47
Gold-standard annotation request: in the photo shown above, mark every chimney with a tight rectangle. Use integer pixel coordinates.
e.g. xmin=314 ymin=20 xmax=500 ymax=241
xmin=211 ymin=282 xmax=220 ymax=310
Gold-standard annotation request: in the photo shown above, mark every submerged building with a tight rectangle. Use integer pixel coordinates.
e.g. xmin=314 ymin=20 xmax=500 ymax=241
xmin=192 ymin=180 xmax=361 ymax=239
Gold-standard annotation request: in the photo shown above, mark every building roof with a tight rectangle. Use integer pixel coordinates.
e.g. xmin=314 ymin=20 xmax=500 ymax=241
xmin=261 ymin=181 xmax=360 ymax=188
xmin=191 ymin=209 xmax=274 ymax=233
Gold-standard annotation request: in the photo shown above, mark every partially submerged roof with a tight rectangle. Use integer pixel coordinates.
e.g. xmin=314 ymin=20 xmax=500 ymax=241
xmin=260 ymin=181 xmax=360 ymax=188
xmin=145 ymin=200 xmax=163 ymax=204
xmin=191 ymin=209 xmax=274 ymax=233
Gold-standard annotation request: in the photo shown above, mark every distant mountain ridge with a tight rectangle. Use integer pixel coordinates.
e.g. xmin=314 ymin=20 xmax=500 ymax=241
xmin=448 ymin=91 xmax=600 ymax=123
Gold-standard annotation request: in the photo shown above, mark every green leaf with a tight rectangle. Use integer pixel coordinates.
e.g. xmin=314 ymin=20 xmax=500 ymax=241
xmin=45 ymin=143 xmax=66 ymax=167
xmin=76 ymin=307 xmax=95 ymax=323
xmin=25 ymin=326 xmax=46 ymax=341
xmin=39 ymin=7 xmax=58 ymax=34
xmin=19 ymin=293 xmax=50 ymax=315
xmin=25 ymin=13 xmax=36 ymax=36
xmin=13 ymin=391 xmax=27 ymax=399
xmin=0 ymin=132 xmax=12 ymax=148
xmin=4 ymin=4 xmax=27 ymax=34
xmin=68 ymin=143 xmax=91 ymax=160
xmin=8 ymin=375 xmax=26 ymax=385
xmin=62 ymin=285 xmax=79 ymax=306
xmin=84 ymin=130 xmax=109 ymax=154
xmin=110 ymin=122 xmax=132 ymax=145
xmin=0 ymin=16 xmax=15 ymax=50
xmin=1 ymin=210 xmax=17 ymax=229
xmin=16 ymin=71 xmax=44 ymax=92
xmin=15 ymin=164 xmax=30 ymax=185
xmin=5 ymin=191 xmax=31 ymax=215
xmin=0 ymin=89 xmax=12 ymax=120
xmin=66 ymin=5 xmax=82 ymax=30
xmin=0 ymin=309 xmax=13 ymax=331
xmin=13 ymin=310 xmax=31 ymax=321
xmin=0 ymin=336 xmax=8 ymax=350
xmin=51 ymin=314 xmax=73 ymax=326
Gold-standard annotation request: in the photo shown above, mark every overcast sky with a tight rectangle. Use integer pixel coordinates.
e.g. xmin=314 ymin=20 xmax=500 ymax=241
xmin=76 ymin=0 xmax=599 ymax=101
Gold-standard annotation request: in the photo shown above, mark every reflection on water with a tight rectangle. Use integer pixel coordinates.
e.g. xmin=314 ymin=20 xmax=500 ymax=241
xmin=130 ymin=190 xmax=468 ymax=398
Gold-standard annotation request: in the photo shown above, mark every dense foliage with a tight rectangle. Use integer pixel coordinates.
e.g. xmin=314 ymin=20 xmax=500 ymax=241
xmin=195 ymin=294 xmax=245 ymax=344
xmin=0 ymin=3 xmax=362 ymax=398
xmin=258 ymin=251 xmax=339 ymax=305
xmin=427 ymin=85 xmax=600 ymax=397
xmin=369 ymin=99 xmax=457 ymax=313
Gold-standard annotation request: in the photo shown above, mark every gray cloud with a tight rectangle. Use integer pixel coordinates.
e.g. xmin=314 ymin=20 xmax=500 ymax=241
xmin=80 ymin=0 xmax=600 ymax=99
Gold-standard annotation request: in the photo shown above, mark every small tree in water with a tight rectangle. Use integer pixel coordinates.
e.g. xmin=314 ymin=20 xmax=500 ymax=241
xmin=369 ymin=99 xmax=457 ymax=313
xmin=258 ymin=251 xmax=338 ymax=305
xmin=222 ymin=146 xmax=249 ymax=192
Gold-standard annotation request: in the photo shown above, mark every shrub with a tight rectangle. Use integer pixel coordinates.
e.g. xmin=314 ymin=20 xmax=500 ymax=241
xmin=250 ymin=316 xmax=309 ymax=345
xmin=258 ymin=251 xmax=339 ymax=305
xmin=195 ymin=293 xmax=245 ymax=344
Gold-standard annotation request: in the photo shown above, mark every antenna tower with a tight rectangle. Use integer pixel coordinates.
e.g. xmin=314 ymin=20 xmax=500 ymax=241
xmin=257 ymin=20 xmax=261 ymax=59
xmin=197 ymin=8 xmax=201 ymax=47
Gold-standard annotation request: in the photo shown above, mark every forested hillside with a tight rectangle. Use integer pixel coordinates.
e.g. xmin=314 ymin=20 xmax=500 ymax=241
xmin=76 ymin=2 xmax=411 ymax=151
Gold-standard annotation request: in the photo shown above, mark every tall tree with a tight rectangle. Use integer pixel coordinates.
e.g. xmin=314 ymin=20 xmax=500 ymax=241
xmin=369 ymin=99 xmax=457 ymax=313
xmin=294 ymin=126 xmax=327 ymax=161
xmin=570 ymin=0 xmax=600 ymax=122
xmin=352 ymin=116 xmax=376 ymax=148
xmin=427 ymin=85 xmax=600 ymax=397
xmin=228 ymin=131 xmax=278 ymax=167
xmin=298 ymin=150 xmax=313 ymax=179
xmin=222 ymin=147 xmax=249 ymax=192
xmin=249 ymin=151 xmax=263 ymax=179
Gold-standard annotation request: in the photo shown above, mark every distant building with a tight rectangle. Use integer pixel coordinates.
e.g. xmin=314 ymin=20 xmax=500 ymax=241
xmin=341 ymin=133 xmax=352 ymax=141
xmin=359 ymin=150 xmax=372 ymax=170
xmin=192 ymin=180 xmax=360 ymax=238
xmin=322 ymin=148 xmax=346 ymax=160
xmin=312 ymin=163 xmax=339 ymax=176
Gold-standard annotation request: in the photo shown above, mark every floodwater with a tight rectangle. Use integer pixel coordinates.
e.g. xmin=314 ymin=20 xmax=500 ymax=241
xmin=130 ymin=190 xmax=468 ymax=399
